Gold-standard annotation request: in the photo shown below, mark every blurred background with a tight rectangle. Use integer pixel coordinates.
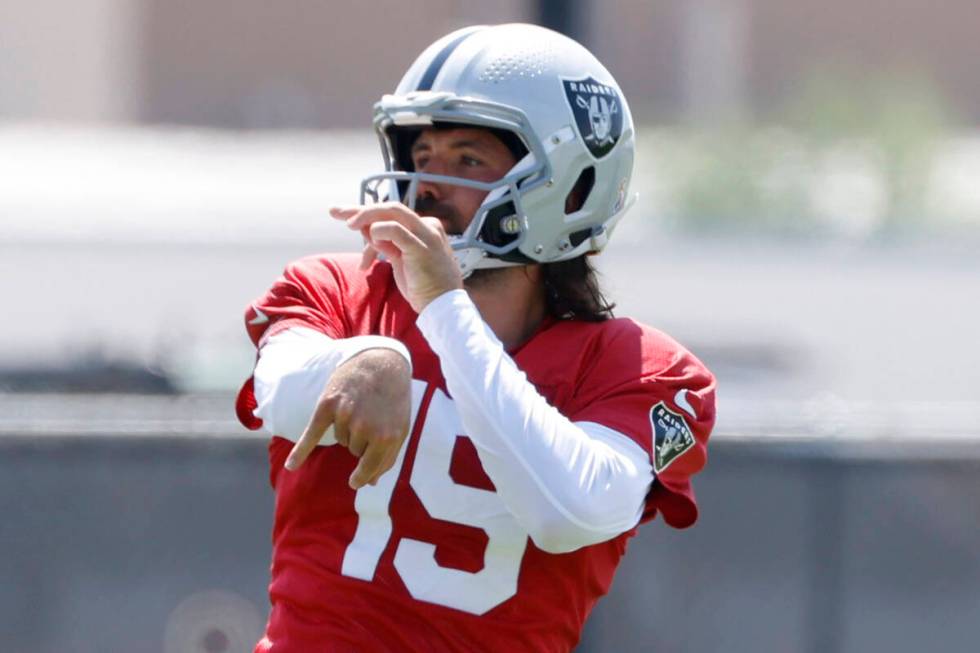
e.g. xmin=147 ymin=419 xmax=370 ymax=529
xmin=1 ymin=1 xmax=978 ymax=651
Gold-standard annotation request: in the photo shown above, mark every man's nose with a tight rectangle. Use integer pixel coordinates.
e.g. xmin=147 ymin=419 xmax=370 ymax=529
xmin=416 ymin=178 xmax=442 ymax=203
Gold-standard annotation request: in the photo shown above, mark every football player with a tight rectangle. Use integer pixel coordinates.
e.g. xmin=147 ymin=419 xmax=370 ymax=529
xmin=236 ymin=23 xmax=716 ymax=652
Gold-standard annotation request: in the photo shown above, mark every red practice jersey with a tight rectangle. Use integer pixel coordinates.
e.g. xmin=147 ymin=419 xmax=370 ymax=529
xmin=236 ymin=253 xmax=716 ymax=653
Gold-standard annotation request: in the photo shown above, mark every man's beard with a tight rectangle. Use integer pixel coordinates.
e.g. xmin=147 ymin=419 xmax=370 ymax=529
xmin=414 ymin=196 xmax=467 ymax=235
xmin=412 ymin=196 xmax=510 ymax=288
xmin=463 ymin=266 xmax=511 ymax=289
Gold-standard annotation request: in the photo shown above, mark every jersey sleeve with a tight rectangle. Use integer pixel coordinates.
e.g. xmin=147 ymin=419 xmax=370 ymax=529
xmin=243 ymin=255 xmax=357 ymax=347
xmin=235 ymin=254 xmax=362 ymax=431
xmin=568 ymin=320 xmax=716 ymax=529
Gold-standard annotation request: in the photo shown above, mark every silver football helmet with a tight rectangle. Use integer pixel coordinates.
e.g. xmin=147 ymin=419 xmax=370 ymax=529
xmin=360 ymin=23 xmax=636 ymax=276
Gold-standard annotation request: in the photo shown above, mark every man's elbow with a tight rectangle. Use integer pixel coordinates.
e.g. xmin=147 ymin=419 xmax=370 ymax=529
xmin=525 ymin=505 xmax=636 ymax=554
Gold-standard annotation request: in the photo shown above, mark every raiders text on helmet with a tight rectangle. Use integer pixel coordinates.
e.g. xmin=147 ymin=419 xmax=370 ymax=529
xmin=360 ymin=23 xmax=636 ymax=276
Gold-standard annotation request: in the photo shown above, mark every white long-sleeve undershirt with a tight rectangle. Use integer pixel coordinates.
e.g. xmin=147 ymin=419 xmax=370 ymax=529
xmin=416 ymin=290 xmax=652 ymax=552
xmin=251 ymin=294 xmax=653 ymax=554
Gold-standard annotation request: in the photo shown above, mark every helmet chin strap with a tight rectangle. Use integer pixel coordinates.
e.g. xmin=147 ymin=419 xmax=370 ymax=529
xmin=451 ymin=239 xmax=523 ymax=279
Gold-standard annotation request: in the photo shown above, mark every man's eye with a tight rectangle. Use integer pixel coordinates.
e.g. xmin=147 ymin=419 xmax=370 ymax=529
xmin=414 ymin=156 xmax=429 ymax=170
xmin=461 ymin=155 xmax=483 ymax=167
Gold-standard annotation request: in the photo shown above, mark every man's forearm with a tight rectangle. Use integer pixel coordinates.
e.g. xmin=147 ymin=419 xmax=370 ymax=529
xmin=252 ymin=327 xmax=411 ymax=442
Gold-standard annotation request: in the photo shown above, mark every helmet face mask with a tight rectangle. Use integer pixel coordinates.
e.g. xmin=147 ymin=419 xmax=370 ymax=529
xmin=360 ymin=93 xmax=553 ymax=274
xmin=360 ymin=24 xmax=636 ymax=277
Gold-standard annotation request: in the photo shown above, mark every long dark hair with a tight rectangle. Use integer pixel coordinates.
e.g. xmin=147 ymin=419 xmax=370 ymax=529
xmin=542 ymin=255 xmax=615 ymax=322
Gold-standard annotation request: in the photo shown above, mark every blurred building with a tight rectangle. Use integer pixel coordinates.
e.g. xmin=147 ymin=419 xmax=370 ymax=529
xmin=2 ymin=0 xmax=979 ymax=128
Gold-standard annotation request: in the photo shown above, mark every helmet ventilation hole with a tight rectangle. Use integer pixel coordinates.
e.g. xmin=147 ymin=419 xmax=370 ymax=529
xmin=564 ymin=166 xmax=595 ymax=214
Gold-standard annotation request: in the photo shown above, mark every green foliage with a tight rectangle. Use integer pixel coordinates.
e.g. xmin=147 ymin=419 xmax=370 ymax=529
xmin=787 ymin=69 xmax=949 ymax=233
xmin=649 ymin=127 xmax=818 ymax=235
xmin=643 ymin=67 xmax=953 ymax=239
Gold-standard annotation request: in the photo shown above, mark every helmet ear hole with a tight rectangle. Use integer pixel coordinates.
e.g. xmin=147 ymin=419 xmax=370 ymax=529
xmin=565 ymin=166 xmax=595 ymax=214
xmin=481 ymin=201 xmax=520 ymax=249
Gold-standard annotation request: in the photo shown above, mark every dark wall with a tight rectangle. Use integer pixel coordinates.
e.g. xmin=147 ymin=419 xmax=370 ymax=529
xmin=581 ymin=451 xmax=980 ymax=652
xmin=0 ymin=436 xmax=273 ymax=653
xmin=2 ymin=434 xmax=978 ymax=652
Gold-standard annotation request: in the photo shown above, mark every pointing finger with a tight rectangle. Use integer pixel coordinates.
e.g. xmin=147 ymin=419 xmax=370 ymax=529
xmin=346 ymin=202 xmax=426 ymax=234
xmin=366 ymin=447 xmax=400 ymax=486
xmin=332 ymin=400 xmax=352 ymax=448
xmin=368 ymin=221 xmax=427 ymax=255
xmin=329 ymin=206 xmax=359 ymax=220
xmin=359 ymin=242 xmax=379 ymax=270
xmin=349 ymin=441 xmax=389 ymax=489
xmin=286 ymin=397 xmax=336 ymax=470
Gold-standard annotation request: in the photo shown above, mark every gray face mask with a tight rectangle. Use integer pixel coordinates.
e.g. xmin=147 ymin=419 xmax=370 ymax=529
xmin=360 ymin=147 xmax=543 ymax=277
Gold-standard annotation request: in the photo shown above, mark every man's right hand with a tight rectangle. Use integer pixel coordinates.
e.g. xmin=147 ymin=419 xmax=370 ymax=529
xmin=284 ymin=347 xmax=412 ymax=489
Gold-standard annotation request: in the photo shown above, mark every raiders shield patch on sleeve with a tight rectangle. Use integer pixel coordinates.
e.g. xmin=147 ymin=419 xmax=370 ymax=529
xmin=562 ymin=76 xmax=624 ymax=159
xmin=650 ymin=402 xmax=696 ymax=473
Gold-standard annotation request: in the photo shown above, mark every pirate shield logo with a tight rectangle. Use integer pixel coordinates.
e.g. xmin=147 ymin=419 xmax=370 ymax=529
xmin=562 ymin=76 xmax=624 ymax=159
xmin=650 ymin=401 xmax=696 ymax=473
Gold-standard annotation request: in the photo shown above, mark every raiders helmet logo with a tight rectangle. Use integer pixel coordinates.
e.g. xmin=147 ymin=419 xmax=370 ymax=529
xmin=562 ymin=76 xmax=624 ymax=159
xmin=650 ymin=401 xmax=696 ymax=473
